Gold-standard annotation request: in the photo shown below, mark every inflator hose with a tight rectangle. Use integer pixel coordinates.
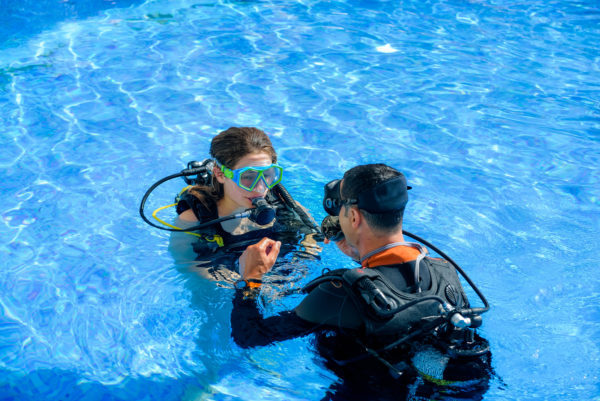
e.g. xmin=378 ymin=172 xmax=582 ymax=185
xmin=402 ymin=230 xmax=490 ymax=315
xmin=274 ymin=184 xmax=322 ymax=235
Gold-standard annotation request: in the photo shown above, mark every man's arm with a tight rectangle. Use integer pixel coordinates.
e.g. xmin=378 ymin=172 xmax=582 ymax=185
xmin=231 ymin=288 xmax=317 ymax=348
xmin=231 ymin=237 xmax=318 ymax=348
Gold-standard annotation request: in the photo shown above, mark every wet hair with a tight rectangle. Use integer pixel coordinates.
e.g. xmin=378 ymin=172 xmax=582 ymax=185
xmin=341 ymin=164 xmax=405 ymax=233
xmin=189 ymin=127 xmax=277 ymax=207
xmin=210 ymin=127 xmax=277 ymax=168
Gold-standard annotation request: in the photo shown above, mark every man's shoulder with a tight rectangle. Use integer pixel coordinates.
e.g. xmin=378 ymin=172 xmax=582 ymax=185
xmin=295 ymin=271 xmax=363 ymax=329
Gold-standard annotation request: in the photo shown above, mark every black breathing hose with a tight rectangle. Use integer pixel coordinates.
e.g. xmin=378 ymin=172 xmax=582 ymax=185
xmin=139 ymin=169 xmax=272 ymax=233
xmin=274 ymin=184 xmax=322 ymax=235
xmin=139 ymin=171 xmax=186 ymax=231
xmin=402 ymin=229 xmax=490 ymax=315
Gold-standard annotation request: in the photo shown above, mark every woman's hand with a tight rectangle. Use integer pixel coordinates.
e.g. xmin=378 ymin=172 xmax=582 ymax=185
xmin=239 ymin=237 xmax=281 ymax=280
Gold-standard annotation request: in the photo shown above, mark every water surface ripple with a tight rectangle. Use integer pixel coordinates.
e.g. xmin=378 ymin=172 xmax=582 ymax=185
xmin=0 ymin=0 xmax=599 ymax=400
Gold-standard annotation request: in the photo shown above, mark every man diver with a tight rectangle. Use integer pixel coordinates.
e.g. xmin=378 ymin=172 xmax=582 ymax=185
xmin=231 ymin=164 xmax=492 ymax=400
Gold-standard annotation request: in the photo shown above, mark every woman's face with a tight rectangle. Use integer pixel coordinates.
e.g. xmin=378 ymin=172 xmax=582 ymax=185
xmin=215 ymin=152 xmax=274 ymax=212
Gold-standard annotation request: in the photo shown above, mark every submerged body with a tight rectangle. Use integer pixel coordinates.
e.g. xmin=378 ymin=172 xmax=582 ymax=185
xmin=231 ymin=243 xmax=492 ymax=399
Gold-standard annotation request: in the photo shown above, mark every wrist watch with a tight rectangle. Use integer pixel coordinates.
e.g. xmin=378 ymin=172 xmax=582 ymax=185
xmin=234 ymin=278 xmax=262 ymax=290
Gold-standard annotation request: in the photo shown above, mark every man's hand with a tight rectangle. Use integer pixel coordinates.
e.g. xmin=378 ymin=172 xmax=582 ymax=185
xmin=239 ymin=237 xmax=281 ymax=281
xmin=324 ymin=237 xmax=359 ymax=259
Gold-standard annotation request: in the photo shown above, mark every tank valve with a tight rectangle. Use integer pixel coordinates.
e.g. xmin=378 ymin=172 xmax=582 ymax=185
xmin=450 ymin=313 xmax=471 ymax=328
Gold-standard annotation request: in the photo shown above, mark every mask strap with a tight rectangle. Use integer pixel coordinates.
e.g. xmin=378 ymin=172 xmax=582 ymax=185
xmin=214 ymin=160 xmax=233 ymax=179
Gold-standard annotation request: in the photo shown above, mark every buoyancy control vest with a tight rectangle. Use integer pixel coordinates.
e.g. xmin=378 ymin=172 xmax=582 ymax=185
xmin=296 ymin=256 xmax=469 ymax=344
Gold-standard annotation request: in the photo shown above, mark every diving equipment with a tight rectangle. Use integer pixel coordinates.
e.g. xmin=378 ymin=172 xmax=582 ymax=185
xmin=139 ymin=159 xmax=320 ymax=236
xmin=298 ymin=250 xmax=489 ymax=371
xmin=251 ymin=197 xmax=276 ymax=225
xmin=182 ymin=159 xmax=215 ymax=186
xmin=217 ymin=162 xmax=283 ymax=191
xmin=321 ymin=215 xmax=344 ymax=242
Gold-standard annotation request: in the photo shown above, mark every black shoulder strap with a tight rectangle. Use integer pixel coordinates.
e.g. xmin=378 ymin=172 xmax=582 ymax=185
xmin=341 ymin=267 xmax=382 ymax=287
xmin=302 ymin=268 xmax=348 ymax=293
xmin=295 ymin=269 xmax=364 ymax=330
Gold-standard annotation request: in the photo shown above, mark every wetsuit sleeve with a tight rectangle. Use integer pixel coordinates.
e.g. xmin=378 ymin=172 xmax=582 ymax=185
xmin=294 ymin=282 xmax=363 ymax=329
xmin=230 ymin=290 xmax=318 ymax=348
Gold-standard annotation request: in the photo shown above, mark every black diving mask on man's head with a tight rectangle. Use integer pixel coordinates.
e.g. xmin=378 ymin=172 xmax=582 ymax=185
xmin=322 ymin=174 xmax=412 ymax=217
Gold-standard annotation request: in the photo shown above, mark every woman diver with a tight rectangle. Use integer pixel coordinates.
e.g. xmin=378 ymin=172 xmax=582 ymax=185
xmin=164 ymin=127 xmax=321 ymax=281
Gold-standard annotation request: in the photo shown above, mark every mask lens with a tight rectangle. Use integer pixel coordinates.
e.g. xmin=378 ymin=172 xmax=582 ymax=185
xmin=234 ymin=165 xmax=283 ymax=191
xmin=262 ymin=165 xmax=282 ymax=187
xmin=240 ymin=170 xmax=260 ymax=190
xmin=323 ymin=179 xmax=342 ymax=216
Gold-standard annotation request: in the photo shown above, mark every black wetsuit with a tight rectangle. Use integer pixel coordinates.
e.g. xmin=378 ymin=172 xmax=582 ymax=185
xmin=231 ymin=256 xmax=492 ymax=400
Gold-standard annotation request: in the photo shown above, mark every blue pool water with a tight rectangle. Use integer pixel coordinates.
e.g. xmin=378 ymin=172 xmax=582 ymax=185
xmin=1 ymin=0 xmax=599 ymax=399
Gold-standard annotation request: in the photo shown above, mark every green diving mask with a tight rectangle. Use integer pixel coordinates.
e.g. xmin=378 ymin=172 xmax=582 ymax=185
xmin=220 ymin=163 xmax=283 ymax=191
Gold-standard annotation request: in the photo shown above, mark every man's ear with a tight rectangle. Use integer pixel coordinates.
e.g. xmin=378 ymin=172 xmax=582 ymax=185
xmin=213 ymin=166 xmax=226 ymax=184
xmin=350 ymin=207 xmax=361 ymax=229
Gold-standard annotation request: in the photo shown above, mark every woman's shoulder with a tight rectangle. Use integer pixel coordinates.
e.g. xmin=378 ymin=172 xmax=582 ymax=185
xmin=178 ymin=208 xmax=198 ymax=222
xmin=176 ymin=188 xmax=218 ymax=222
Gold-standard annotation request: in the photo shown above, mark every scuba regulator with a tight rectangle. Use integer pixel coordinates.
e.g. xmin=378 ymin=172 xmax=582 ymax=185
xmin=182 ymin=159 xmax=214 ymax=186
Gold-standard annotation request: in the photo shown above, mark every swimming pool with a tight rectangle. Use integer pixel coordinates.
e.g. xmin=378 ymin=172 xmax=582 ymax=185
xmin=1 ymin=0 xmax=599 ymax=399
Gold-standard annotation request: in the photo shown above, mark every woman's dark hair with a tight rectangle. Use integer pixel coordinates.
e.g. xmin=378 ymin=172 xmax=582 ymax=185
xmin=189 ymin=127 xmax=277 ymax=208
xmin=341 ymin=164 xmax=405 ymax=232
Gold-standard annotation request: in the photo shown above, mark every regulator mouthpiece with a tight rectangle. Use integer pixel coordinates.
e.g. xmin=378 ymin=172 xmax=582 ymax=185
xmin=249 ymin=197 xmax=275 ymax=225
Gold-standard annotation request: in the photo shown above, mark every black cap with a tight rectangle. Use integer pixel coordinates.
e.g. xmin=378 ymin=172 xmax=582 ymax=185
xmin=356 ymin=174 xmax=411 ymax=213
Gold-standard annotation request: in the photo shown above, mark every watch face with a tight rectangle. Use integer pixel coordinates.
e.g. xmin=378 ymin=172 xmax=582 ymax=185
xmin=234 ymin=279 xmax=247 ymax=290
